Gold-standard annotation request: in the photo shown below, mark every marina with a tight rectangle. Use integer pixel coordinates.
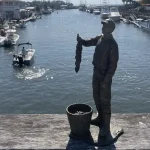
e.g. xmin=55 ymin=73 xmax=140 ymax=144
xmin=0 ymin=9 xmax=150 ymax=114
xmin=0 ymin=0 xmax=150 ymax=148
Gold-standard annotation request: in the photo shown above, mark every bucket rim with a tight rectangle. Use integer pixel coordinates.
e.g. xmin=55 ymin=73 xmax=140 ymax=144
xmin=66 ymin=103 xmax=93 ymax=115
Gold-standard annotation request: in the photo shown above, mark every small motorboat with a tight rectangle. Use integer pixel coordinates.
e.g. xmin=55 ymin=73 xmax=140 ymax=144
xmin=0 ymin=36 xmax=6 ymax=46
xmin=0 ymin=29 xmax=7 ymax=46
xmin=4 ymin=29 xmax=19 ymax=47
xmin=101 ymin=7 xmax=110 ymax=19
xmin=93 ymin=9 xmax=100 ymax=15
xmin=36 ymin=15 xmax=42 ymax=19
xmin=30 ymin=15 xmax=37 ymax=21
xmin=0 ymin=22 xmax=9 ymax=30
xmin=109 ymin=7 xmax=121 ymax=22
xmin=13 ymin=42 xmax=35 ymax=67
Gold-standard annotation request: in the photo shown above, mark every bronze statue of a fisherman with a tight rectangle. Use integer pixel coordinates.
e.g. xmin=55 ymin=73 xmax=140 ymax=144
xmin=76 ymin=19 xmax=119 ymax=138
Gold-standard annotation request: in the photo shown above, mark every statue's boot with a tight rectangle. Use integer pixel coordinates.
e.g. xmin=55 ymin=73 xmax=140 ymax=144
xmin=97 ymin=113 xmax=113 ymax=147
xmin=99 ymin=113 xmax=111 ymax=137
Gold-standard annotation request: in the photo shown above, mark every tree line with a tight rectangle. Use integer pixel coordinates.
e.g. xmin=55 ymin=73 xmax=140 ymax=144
xmin=122 ymin=0 xmax=140 ymax=5
xmin=27 ymin=0 xmax=74 ymax=11
xmin=140 ymin=0 xmax=150 ymax=4
xmin=122 ymin=0 xmax=150 ymax=5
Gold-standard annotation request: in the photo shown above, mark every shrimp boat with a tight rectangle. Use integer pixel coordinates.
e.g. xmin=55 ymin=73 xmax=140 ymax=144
xmin=13 ymin=42 xmax=35 ymax=67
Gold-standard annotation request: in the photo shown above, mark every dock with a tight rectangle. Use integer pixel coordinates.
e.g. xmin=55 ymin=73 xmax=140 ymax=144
xmin=0 ymin=114 xmax=150 ymax=149
xmin=20 ymin=17 xmax=33 ymax=23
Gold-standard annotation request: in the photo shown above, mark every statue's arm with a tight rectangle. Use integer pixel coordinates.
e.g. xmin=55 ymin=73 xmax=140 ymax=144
xmin=81 ymin=35 xmax=101 ymax=47
xmin=103 ymin=43 xmax=119 ymax=84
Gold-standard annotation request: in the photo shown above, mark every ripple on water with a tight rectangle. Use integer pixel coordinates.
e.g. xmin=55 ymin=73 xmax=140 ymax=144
xmin=15 ymin=67 xmax=46 ymax=80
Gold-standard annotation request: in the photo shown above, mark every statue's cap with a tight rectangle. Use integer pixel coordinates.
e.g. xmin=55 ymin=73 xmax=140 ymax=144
xmin=101 ymin=19 xmax=115 ymax=33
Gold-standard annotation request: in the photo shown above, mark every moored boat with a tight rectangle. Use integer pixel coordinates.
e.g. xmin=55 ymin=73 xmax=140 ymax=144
xmin=0 ymin=36 xmax=6 ymax=46
xmin=0 ymin=29 xmax=7 ymax=46
xmin=109 ymin=7 xmax=121 ymax=22
xmin=17 ymin=21 xmax=26 ymax=28
xmin=30 ymin=15 xmax=37 ymax=21
xmin=4 ymin=29 xmax=19 ymax=47
xmin=93 ymin=9 xmax=100 ymax=15
xmin=101 ymin=7 xmax=110 ymax=19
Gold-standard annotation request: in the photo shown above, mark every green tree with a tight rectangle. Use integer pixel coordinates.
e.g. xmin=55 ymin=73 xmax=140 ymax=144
xmin=44 ymin=3 xmax=48 ymax=10
xmin=35 ymin=5 xmax=41 ymax=12
xmin=141 ymin=0 xmax=150 ymax=4
xmin=122 ymin=0 xmax=126 ymax=4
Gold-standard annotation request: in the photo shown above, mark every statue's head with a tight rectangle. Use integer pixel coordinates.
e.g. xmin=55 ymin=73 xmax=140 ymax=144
xmin=101 ymin=19 xmax=115 ymax=35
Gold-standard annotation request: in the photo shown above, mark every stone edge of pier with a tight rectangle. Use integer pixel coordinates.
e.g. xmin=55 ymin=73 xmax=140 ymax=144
xmin=0 ymin=113 xmax=150 ymax=149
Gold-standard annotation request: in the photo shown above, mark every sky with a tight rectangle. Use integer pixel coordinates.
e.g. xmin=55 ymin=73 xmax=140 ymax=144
xmin=25 ymin=0 xmax=123 ymax=5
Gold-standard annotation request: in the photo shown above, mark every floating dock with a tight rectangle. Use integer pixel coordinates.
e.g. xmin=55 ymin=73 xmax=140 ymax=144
xmin=0 ymin=114 xmax=149 ymax=149
xmin=130 ymin=21 xmax=141 ymax=28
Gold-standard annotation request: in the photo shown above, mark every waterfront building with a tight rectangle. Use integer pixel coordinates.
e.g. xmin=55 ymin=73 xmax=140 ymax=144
xmin=0 ymin=0 xmax=25 ymax=20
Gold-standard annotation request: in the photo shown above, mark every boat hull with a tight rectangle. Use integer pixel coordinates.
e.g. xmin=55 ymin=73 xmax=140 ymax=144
xmin=109 ymin=7 xmax=121 ymax=22
xmin=23 ymin=49 xmax=35 ymax=66
xmin=101 ymin=13 xmax=110 ymax=19
xmin=0 ymin=36 xmax=7 ymax=46
xmin=13 ymin=49 xmax=35 ymax=67
xmin=4 ymin=34 xmax=19 ymax=47
xmin=94 ymin=11 xmax=100 ymax=15
xmin=109 ymin=16 xmax=120 ymax=22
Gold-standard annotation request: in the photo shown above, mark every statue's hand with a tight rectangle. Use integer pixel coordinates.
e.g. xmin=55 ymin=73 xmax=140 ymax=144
xmin=77 ymin=34 xmax=82 ymax=42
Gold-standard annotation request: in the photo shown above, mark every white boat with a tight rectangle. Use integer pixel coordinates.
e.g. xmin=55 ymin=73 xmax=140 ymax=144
xmin=13 ymin=42 xmax=35 ymax=67
xmin=0 ymin=36 xmax=7 ymax=46
xmin=16 ymin=21 xmax=26 ymax=28
xmin=4 ymin=29 xmax=19 ymax=46
xmin=101 ymin=7 xmax=110 ymax=19
xmin=36 ymin=15 xmax=42 ymax=19
xmin=0 ymin=29 xmax=7 ymax=46
xmin=0 ymin=23 xmax=9 ymax=30
xmin=30 ymin=15 xmax=37 ymax=21
xmin=109 ymin=7 xmax=121 ymax=22
xmin=122 ymin=18 xmax=130 ymax=24
xmin=93 ymin=9 xmax=100 ymax=15
xmin=43 ymin=9 xmax=52 ymax=14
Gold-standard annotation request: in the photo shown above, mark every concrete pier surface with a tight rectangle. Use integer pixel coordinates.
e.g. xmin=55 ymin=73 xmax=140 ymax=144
xmin=0 ymin=114 xmax=150 ymax=149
